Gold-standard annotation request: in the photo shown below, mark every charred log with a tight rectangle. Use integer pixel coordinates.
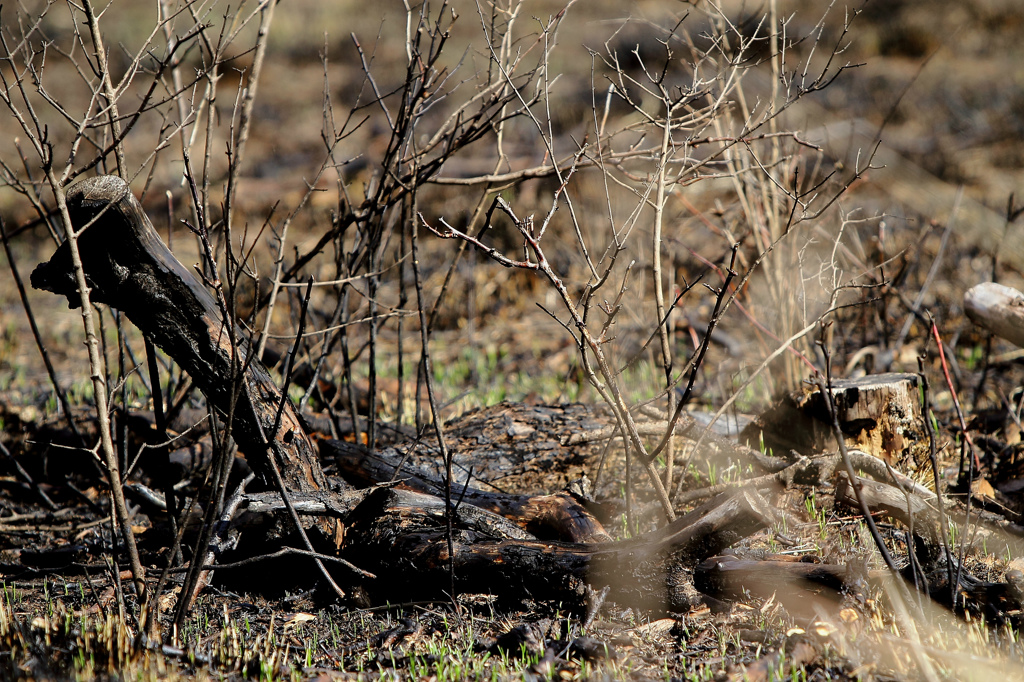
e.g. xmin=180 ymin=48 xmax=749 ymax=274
xmin=343 ymin=486 xmax=779 ymax=611
xmin=31 ymin=176 xmax=328 ymax=494
xmin=323 ymin=439 xmax=610 ymax=543
xmin=694 ymin=555 xmax=863 ymax=607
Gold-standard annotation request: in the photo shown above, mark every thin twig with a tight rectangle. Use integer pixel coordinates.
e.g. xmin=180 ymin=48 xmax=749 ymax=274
xmin=814 ymin=348 xmax=899 ymax=574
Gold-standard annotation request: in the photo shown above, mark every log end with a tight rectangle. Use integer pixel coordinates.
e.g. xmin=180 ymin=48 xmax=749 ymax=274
xmin=741 ymin=373 xmax=928 ymax=473
xmin=30 ymin=176 xmax=160 ymax=311
xmin=30 ymin=245 xmax=81 ymax=307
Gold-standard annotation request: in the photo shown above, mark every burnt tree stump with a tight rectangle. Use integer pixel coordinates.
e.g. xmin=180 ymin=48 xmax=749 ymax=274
xmin=742 ymin=373 xmax=928 ymax=473
xmin=31 ymin=175 xmax=327 ymax=494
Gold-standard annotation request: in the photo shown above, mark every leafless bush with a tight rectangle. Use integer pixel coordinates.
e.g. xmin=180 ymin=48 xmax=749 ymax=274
xmin=0 ymin=0 xmax=595 ymax=625
xmin=423 ymin=1 xmax=874 ymax=523
xmin=2 ymin=0 xmax=874 ymax=632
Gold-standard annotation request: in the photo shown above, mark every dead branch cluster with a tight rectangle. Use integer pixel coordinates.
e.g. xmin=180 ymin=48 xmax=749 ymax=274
xmin=5 ymin=1 xmax=1024 ymax=680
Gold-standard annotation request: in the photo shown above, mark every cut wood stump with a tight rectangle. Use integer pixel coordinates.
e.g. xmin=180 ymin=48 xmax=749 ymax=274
xmin=741 ymin=373 xmax=928 ymax=473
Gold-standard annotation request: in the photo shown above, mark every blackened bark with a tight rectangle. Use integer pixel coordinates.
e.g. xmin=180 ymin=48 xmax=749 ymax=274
xmin=344 ymin=486 xmax=778 ymax=611
xmin=323 ymin=439 xmax=611 ymax=543
xmin=31 ymin=175 xmax=327 ymax=493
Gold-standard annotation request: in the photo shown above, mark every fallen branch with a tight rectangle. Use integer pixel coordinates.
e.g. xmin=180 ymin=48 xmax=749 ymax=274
xmin=834 ymin=472 xmax=1024 ymax=562
xmin=345 ymin=486 xmax=779 ymax=611
xmin=31 ymin=176 xmax=328 ymax=495
xmin=965 ymin=282 xmax=1024 ymax=347
xmin=27 ymin=177 xmax=782 ymax=612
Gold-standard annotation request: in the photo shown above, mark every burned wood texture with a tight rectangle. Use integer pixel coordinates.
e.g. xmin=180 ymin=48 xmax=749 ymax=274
xmin=383 ymin=401 xmax=614 ymax=494
xmin=241 ymin=487 xmax=536 ymax=541
xmin=344 ymin=486 xmax=778 ymax=611
xmin=30 ymin=176 xmax=326 ymax=494
xmin=242 ymin=489 xmax=372 ymax=518
xmin=742 ymin=373 xmax=928 ymax=473
xmin=323 ymin=439 xmax=611 ymax=543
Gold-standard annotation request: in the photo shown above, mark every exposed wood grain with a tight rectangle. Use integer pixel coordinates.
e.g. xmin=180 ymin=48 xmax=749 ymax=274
xmin=742 ymin=373 xmax=928 ymax=472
